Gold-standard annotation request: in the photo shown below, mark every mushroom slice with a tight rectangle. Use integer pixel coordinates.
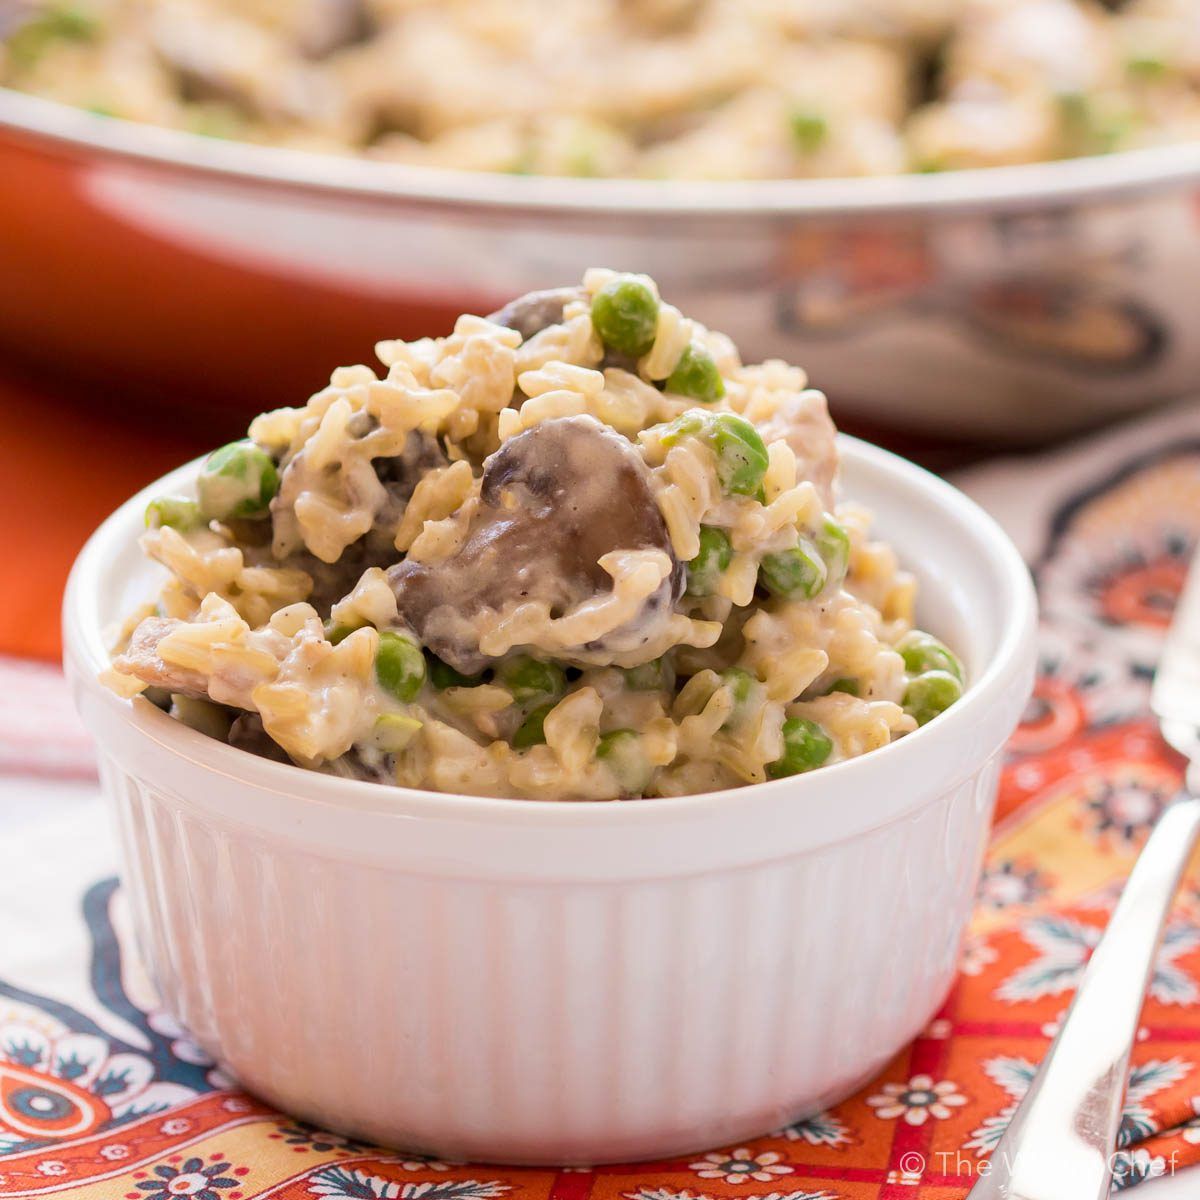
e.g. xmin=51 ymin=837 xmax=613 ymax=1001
xmin=756 ymin=389 xmax=839 ymax=507
xmin=487 ymin=286 xmax=636 ymax=371
xmin=374 ymin=429 xmax=447 ymax=510
xmin=389 ymin=415 xmax=682 ymax=673
xmin=486 ymin=287 xmax=587 ymax=340
xmin=271 ymin=423 xmax=446 ymax=564
xmin=113 ymin=617 xmax=210 ymax=698
xmin=228 ymin=713 xmax=291 ymax=762
xmin=299 ymin=0 xmax=374 ymax=58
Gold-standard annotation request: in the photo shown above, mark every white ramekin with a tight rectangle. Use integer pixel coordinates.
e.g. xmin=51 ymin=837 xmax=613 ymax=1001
xmin=63 ymin=436 xmax=1037 ymax=1165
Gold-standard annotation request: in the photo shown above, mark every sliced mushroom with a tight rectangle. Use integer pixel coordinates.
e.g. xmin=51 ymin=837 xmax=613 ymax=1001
xmin=113 ymin=617 xmax=210 ymax=698
xmin=487 ymin=285 xmax=640 ymax=371
xmin=619 ymin=0 xmax=705 ymax=36
xmin=272 ymin=425 xmax=446 ymax=565
xmin=283 ymin=543 xmax=376 ymax=618
xmin=374 ymin=429 xmax=447 ymax=509
xmin=228 ymin=713 xmax=291 ymax=763
xmin=756 ymin=389 xmax=839 ymax=507
xmin=150 ymin=2 xmax=340 ymax=123
xmin=114 ymin=615 xmax=290 ymax=714
xmin=299 ymin=0 xmax=373 ymax=59
xmin=325 ymin=747 xmax=394 ymax=783
xmin=388 ymin=415 xmax=682 ymax=673
xmin=486 ymin=287 xmax=587 ymax=340
xmin=151 ymin=6 xmax=257 ymax=112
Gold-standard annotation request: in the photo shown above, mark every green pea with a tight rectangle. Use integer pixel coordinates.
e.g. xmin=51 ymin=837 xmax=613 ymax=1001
xmin=47 ymin=4 xmax=96 ymax=38
xmin=144 ymin=496 xmax=203 ymax=532
xmin=827 ymin=677 xmax=859 ymax=696
xmin=590 ymin=275 xmax=660 ymax=357
xmin=513 ymin=702 xmax=555 ymax=748
xmin=903 ymin=669 xmax=963 ymax=727
xmin=1057 ymin=90 xmax=1091 ymax=127
xmin=426 ymin=653 xmax=483 ymax=689
xmin=196 ymin=440 xmax=279 ymax=521
xmin=896 ymin=630 xmax=964 ymax=683
xmin=789 ymin=108 xmax=828 ymax=154
xmin=324 ymin=621 xmax=361 ymax=646
xmin=505 ymin=145 xmax=537 ymax=175
xmin=622 ymin=657 xmax=672 ymax=692
xmin=659 ymin=410 xmax=706 ymax=446
xmin=665 ymin=343 xmax=725 ymax=404
xmin=170 ymin=695 xmax=231 ymax=740
xmin=817 ymin=516 xmax=850 ymax=590
xmin=759 ymin=536 xmax=827 ymax=600
xmin=768 ymin=717 xmax=833 ymax=779
xmin=8 ymin=4 xmax=97 ymax=69
xmin=710 ymin=412 xmax=770 ymax=496
xmin=372 ymin=713 xmax=422 ymax=753
xmin=186 ymin=106 xmax=246 ymax=141
xmin=719 ymin=667 xmax=759 ymax=728
xmin=1127 ymin=52 xmax=1168 ymax=80
xmin=1057 ymin=90 xmax=1135 ymax=153
xmin=596 ymin=729 xmax=653 ymax=795
xmin=686 ymin=526 xmax=734 ymax=598
xmin=661 ymin=411 xmax=769 ymax=498
xmin=564 ymin=131 xmax=602 ymax=177
xmin=498 ymin=656 xmax=566 ymax=705
xmin=375 ymin=632 xmax=426 ymax=703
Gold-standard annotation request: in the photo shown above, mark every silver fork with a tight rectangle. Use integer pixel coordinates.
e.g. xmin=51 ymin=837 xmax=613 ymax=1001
xmin=966 ymin=551 xmax=1200 ymax=1200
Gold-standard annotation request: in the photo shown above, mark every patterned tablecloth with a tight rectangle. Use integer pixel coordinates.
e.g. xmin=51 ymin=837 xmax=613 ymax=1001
xmin=2 ymin=404 xmax=1200 ymax=1200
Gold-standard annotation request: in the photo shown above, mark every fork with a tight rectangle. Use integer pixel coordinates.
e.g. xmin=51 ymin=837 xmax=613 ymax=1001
xmin=965 ymin=551 xmax=1200 ymax=1200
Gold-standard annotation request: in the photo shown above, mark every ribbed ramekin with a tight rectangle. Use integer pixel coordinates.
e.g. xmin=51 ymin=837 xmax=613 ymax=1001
xmin=63 ymin=437 xmax=1037 ymax=1165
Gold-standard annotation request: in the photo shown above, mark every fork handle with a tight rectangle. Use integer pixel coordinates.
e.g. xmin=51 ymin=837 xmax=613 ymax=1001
xmin=965 ymin=785 xmax=1200 ymax=1200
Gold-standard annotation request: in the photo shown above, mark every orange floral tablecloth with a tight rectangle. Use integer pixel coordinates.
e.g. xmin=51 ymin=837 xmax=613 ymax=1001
xmin=2 ymin=404 xmax=1200 ymax=1200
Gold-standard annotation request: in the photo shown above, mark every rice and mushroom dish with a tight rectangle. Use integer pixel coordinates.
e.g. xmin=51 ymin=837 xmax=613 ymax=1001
xmin=104 ymin=270 xmax=966 ymax=800
xmin=4 ymin=0 xmax=1200 ymax=177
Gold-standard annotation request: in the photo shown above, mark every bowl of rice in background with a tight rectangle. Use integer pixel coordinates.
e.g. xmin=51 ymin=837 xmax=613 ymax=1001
xmin=63 ymin=433 xmax=1036 ymax=1163
xmin=3 ymin=0 xmax=1200 ymax=440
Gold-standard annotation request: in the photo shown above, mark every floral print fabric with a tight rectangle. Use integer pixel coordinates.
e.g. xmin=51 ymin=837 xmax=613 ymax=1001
xmin=3 ymin=404 xmax=1200 ymax=1198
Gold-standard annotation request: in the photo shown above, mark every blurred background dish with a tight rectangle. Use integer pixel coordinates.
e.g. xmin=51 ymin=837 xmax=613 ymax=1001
xmin=7 ymin=0 xmax=1200 ymax=177
xmin=2 ymin=0 xmax=1200 ymax=442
